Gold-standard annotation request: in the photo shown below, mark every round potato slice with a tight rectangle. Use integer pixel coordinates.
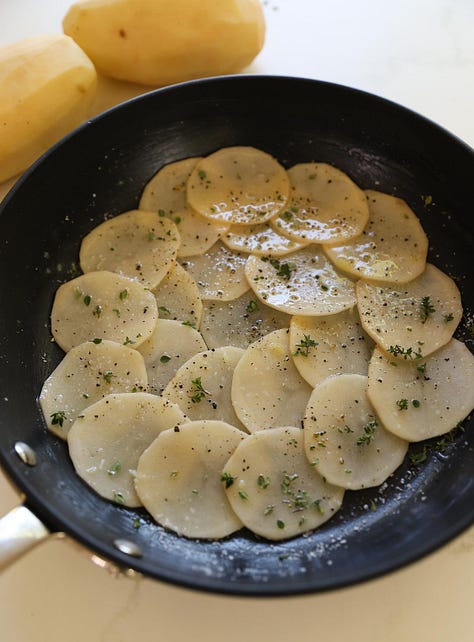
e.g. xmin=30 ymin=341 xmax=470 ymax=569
xmin=51 ymin=271 xmax=158 ymax=352
xmin=179 ymin=241 xmax=249 ymax=301
xmin=139 ymin=157 xmax=229 ymax=257
xmin=324 ymin=190 xmax=428 ymax=283
xmin=222 ymin=426 xmax=344 ymax=540
xmin=222 ymin=222 xmax=308 ymax=256
xmin=39 ymin=339 xmax=148 ymax=439
xmin=68 ymin=393 xmax=186 ymax=507
xmin=356 ymin=263 xmax=462 ymax=357
xmin=162 ymin=346 xmax=246 ymax=430
xmin=231 ymin=329 xmax=312 ymax=433
xmin=137 ymin=319 xmax=207 ymax=394
xmin=152 ymin=261 xmax=203 ymax=328
xmin=245 ymin=246 xmax=356 ymax=316
xmin=79 ymin=209 xmax=179 ymax=288
xmin=303 ymin=374 xmax=408 ymax=490
xmin=135 ymin=420 xmax=246 ymax=538
xmin=200 ymin=290 xmax=291 ymax=350
xmin=272 ymin=163 xmax=369 ymax=244
xmin=187 ymin=146 xmax=290 ymax=225
xmin=367 ymin=340 xmax=474 ymax=442
xmin=290 ymin=308 xmax=374 ymax=387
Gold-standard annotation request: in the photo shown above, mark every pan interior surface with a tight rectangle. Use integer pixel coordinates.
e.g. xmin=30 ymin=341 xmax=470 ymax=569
xmin=0 ymin=75 xmax=472 ymax=595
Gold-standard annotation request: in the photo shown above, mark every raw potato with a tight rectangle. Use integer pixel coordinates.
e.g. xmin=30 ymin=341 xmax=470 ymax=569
xmin=222 ymin=222 xmax=308 ymax=256
xmin=68 ymin=393 xmax=187 ymax=506
xmin=40 ymin=339 xmax=148 ymax=439
xmin=135 ymin=420 xmax=246 ymax=538
xmin=0 ymin=34 xmax=97 ymax=182
xmin=303 ymin=374 xmax=408 ymax=490
xmin=51 ymin=271 xmax=158 ymax=351
xmin=152 ymin=262 xmax=203 ymax=328
xmin=367 ymin=340 xmax=474 ymax=442
xmin=63 ymin=0 xmax=265 ymax=86
xmin=223 ymin=426 xmax=344 ymax=540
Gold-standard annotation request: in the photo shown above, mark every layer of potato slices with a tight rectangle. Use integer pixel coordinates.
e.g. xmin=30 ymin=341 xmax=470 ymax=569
xmin=231 ymin=329 xmax=312 ymax=433
xmin=79 ymin=209 xmax=179 ymax=288
xmin=272 ymin=162 xmax=369 ymax=244
xmin=356 ymin=263 xmax=462 ymax=357
xmin=135 ymin=420 xmax=246 ymax=538
xmin=152 ymin=261 xmax=203 ymax=328
xmin=290 ymin=307 xmax=374 ymax=387
xmin=324 ymin=190 xmax=428 ymax=283
xmin=245 ymin=246 xmax=356 ymax=315
xmin=137 ymin=319 xmax=207 ymax=395
xmin=222 ymin=426 xmax=344 ymax=540
xmin=40 ymin=339 xmax=148 ymax=439
xmin=303 ymin=374 xmax=408 ymax=489
xmin=68 ymin=393 xmax=186 ymax=507
xmin=51 ymin=271 xmax=158 ymax=351
xmin=222 ymin=222 xmax=308 ymax=256
xmin=186 ymin=146 xmax=290 ymax=225
xmin=367 ymin=340 xmax=474 ymax=441
xmin=139 ymin=157 xmax=230 ymax=257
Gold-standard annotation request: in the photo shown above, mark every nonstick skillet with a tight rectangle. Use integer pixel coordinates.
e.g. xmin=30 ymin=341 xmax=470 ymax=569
xmin=0 ymin=75 xmax=472 ymax=596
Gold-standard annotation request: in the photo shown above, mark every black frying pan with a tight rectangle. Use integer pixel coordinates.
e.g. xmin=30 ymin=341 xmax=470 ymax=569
xmin=0 ymin=75 xmax=472 ymax=596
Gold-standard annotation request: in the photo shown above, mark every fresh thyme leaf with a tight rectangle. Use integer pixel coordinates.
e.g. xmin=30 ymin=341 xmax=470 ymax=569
xmin=221 ymin=472 xmax=236 ymax=489
xmin=182 ymin=320 xmax=196 ymax=328
xmin=92 ymin=338 xmax=102 ymax=344
xmin=257 ymin=474 xmax=270 ymax=489
xmin=83 ymin=294 xmax=92 ymax=306
xmin=246 ymin=299 xmax=259 ymax=314
xmin=356 ymin=417 xmax=378 ymax=446
xmin=123 ymin=336 xmax=135 ymax=345
xmin=113 ymin=491 xmax=125 ymax=505
xmin=409 ymin=446 xmax=428 ymax=465
xmin=396 ymin=398 xmax=409 ymax=411
xmin=119 ymin=289 xmax=128 ymax=301
xmin=420 ymin=295 xmax=436 ymax=323
xmin=102 ymin=370 xmax=114 ymax=383
xmin=189 ymin=376 xmax=209 ymax=403
xmin=238 ymin=490 xmax=249 ymax=500
xmin=160 ymin=354 xmax=171 ymax=363
xmin=388 ymin=344 xmax=423 ymax=360
xmin=50 ymin=411 xmax=66 ymax=427
xmin=158 ymin=305 xmax=171 ymax=315
xmin=293 ymin=334 xmax=318 ymax=357
xmin=107 ymin=461 xmax=121 ymax=476
xmin=443 ymin=313 xmax=454 ymax=323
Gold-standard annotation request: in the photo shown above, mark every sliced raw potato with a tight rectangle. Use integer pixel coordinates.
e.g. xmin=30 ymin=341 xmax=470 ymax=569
xmin=152 ymin=261 xmax=203 ymax=328
xmin=162 ymin=346 xmax=246 ymax=429
xmin=187 ymin=146 xmax=290 ymax=225
xmin=356 ymin=263 xmax=462 ymax=357
xmin=139 ymin=157 xmax=229 ymax=257
xmin=245 ymin=246 xmax=356 ymax=316
xmin=222 ymin=222 xmax=308 ymax=256
xmin=324 ymin=190 xmax=428 ymax=283
xmin=135 ymin=420 xmax=246 ymax=538
xmin=272 ymin=163 xmax=369 ymax=244
xmin=367 ymin=340 xmax=474 ymax=442
xmin=137 ymin=319 xmax=207 ymax=394
xmin=180 ymin=241 xmax=249 ymax=301
xmin=303 ymin=374 xmax=408 ymax=490
xmin=231 ymin=328 xmax=312 ymax=432
xmin=39 ymin=339 xmax=148 ymax=439
xmin=200 ymin=290 xmax=291 ymax=350
xmin=290 ymin=308 xmax=374 ymax=387
xmin=79 ymin=209 xmax=179 ymax=288
xmin=68 ymin=393 xmax=186 ymax=507
xmin=51 ymin=271 xmax=158 ymax=351
xmin=223 ymin=426 xmax=344 ymax=540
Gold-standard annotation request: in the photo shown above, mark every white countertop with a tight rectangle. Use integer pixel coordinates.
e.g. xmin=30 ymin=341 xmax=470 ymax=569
xmin=1 ymin=1 xmax=473 ymax=641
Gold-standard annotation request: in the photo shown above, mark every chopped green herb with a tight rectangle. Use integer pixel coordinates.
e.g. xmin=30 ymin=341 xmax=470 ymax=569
xmin=182 ymin=320 xmax=196 ymax=328
xmin=132 ymin=517 xmax=141 ymax=529
xmin=112 ymin=308 xmax=121 ymax=317
xmin=388 ymin=344 xmax=423 ymax=360
xmin=238 ymin=490 xmax=249 ymax=500
xmin=416 ymin=362 xmax=426 ymax=374
xmin=113 ymin=491 xmax=125 ymax=505
xmin=83 ymin=294 xmax=92 ymax=306
xmin=257 ymin=474 xmax=270 ymax=489
xmin=313 ymin=499 xmax=324 ymax=514
xmin=92 ymin=338 xmax=102 ymax=344
xmin=357 ymin=417 xmax=378 ymax=446
xmin=119 ymin=289 xmax=128 ymax=301
xmin=147 ymin=231 xmax=156 ymax=241
xmin=123 ymin=336 xmax=135 ymax=345
xmin=102 ymin=370 xmax=114 ymax=383
xmin=280 ymin=210 xmax=293 ymax=222
xmin=74 ymin=288 xmax=82 ymax=299
xmin=158 ymin=306 xmax=171 ymax=315
xmin=107 ymin=461 xmax=122 ymax=476
xmin=190 ymin=377 xmax=209 ymax=403
xmin=293 ymin=334 xmax=318 ymax=357
xmin=158 ymin=209 xmax=166 ymax=217
xmin=221 ymin=472 xmax=236 ymax=489
xmin=409 ymin=446 xmax=428 ymax=464
xmin=263 ymin=505 xmax=275 ymax=516
xmin=420 ymin=296 xmax=436 ymax=323
xmin=276 ymin=520 xmax=285 ymax=529
xmin=443 ymin=313 xmax=454 ymax=323
xmin=198 ymin=170 xmax=207 ymax=180
xmin=50 ymin=411 xmax=66 ymax=427
xmin=261 ymin=256 xmax=296 ymax=280
xmin=92 ymin=304 xmax=102 ymax=318
xmin=160 ymin=354 xmax=171 ymax=363
xmin=412 ymin=399 xmax=421 ymax=408
xmin=174 ymin=216 xmax=181 ymax=224
xmin=396 ymin=398 xmax=409 ymax=411
xmin=246 ymin=299 xmax=259 ymax=314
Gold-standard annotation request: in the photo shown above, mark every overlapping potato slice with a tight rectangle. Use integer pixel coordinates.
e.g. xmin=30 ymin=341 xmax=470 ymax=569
xmin=186 ymin=146 xmax=290 ymax=225
xmin=324 ymin=190 xmax=428 ymax=283
xmin=200 ymin=290 xmax=291 ymax=350
xmin=231 ymin=329 xmax=312 ymax=433
xmin=356 ymin=263 xmax=462 ymax=357
xmin=290 ymin=308 xmax=374 ymax=387
xmin=68 ymin=393 xmax=186 ymax=507
xmin=39 ymin=339 xmax=148 ymax=439
xmin=245 ymin=246 xmax=356 ymax=316
xmin=222 ymin=222 xmax=308 ymax=256
xmin=137 ymin=319 xmax=207 ymax=395
xmin=179 ymin=241 xmax=249 ymax=301
xmin=222 ymin=426 xmax=344 ymax=540
xmin=135 ymin=420 xmax=246 ymax=538
xmin=162 ymin=346 xmax=246 ymax=429
xmin=139 ymin=157 xmax=230 ymax=257
xmin=272 ymin=162 xmax=369 ymax=244
xmin=79 ymin=209 xmax=179 ymax=288
xmin=367 ymin=340 xmax=474 ymax=442
xmin=51 ymin=271 xmax=158 ymax=351
xmin=152 ymin=261 xmax=203 ymax=328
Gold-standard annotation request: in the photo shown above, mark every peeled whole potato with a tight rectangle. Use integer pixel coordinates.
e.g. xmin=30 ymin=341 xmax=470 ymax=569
xmin=0 ymin=35 xmax=97 ymax=183
xmin=63 ymin=0 xmax=266 ymax=85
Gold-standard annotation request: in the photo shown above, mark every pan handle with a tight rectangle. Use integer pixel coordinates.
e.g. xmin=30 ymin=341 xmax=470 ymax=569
xmin=0 ymin=505 xmax=50 ymax=571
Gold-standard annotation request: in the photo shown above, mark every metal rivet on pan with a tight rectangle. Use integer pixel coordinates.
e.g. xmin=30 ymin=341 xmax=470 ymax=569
xmin=113 ymin=538 xmax=143 ymax=558
xmin=14 ymin=441 xmax=37 ymax=466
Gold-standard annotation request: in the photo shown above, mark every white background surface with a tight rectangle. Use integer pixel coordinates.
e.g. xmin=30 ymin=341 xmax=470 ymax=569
xmin=1 ymin=1 xmax=473 ymax=641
